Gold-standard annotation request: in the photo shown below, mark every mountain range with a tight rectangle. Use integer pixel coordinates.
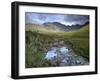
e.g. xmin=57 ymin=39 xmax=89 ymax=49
xmin=26 ymin=21 xmax=89 ymax=32
xmin=43 ymin=21 xmax=89 ymax=31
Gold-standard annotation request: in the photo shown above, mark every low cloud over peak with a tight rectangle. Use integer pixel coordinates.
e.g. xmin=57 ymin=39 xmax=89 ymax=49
xmin=25 ymin=12 xmax=89 ymax=26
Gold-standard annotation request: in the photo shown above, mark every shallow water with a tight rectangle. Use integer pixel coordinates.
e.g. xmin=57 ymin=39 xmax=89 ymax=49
xmin=45 ymin=49 xmax=57 ymax=60
xmin=45 ymin=45 xmax=89 ymax=66
xmin=60 ymin=47 xmax=69 ymax=54
xmin=45 ymin=46 xmax=69 ymax=60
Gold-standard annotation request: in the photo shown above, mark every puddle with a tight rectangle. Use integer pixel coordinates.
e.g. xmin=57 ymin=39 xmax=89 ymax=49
xmin=45 ymin=49 xmax=57 ymax=60
xmin=45 ymin=46 xmax=68 ymax=60
xmin=60 ymin=47 xmax=69 ymax=54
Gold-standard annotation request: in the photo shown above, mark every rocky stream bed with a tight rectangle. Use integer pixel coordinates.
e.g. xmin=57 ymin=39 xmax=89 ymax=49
xmin=44 ymin=40 xmax=89 ymax=66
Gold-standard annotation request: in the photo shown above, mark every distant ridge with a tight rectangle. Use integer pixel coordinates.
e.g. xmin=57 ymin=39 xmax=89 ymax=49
xmin=26 ymin=21 xmax=89 ymax=32
xmin=43 ymin=21 xmax=89 ymax=31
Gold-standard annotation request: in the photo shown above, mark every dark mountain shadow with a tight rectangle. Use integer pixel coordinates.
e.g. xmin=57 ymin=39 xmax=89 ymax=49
xmin=43 ymin=21 xmax=89 ymax=32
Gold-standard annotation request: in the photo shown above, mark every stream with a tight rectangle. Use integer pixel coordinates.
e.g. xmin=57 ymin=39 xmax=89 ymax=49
xmin=45 ymin=41 xmax=89 ymax=66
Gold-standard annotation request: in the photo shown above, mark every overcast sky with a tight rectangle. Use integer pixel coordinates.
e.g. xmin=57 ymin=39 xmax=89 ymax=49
xmin=25 ymin=12 xmax=89 ymax=26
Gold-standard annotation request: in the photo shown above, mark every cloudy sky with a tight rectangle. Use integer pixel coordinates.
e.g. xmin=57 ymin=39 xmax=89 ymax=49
xmin=25 ymin=12 xmax=89 ymax=26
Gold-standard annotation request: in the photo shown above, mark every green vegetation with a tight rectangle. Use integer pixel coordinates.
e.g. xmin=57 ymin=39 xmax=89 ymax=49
xmin=63 ymin=25 xmax=89 ymax=59
xmin=25 ymin=25 xmax=89 ymax=68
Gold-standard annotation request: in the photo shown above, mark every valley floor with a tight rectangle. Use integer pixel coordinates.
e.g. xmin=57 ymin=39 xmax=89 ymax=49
xmin=25 ymin=25 xmax=89 ymax=68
